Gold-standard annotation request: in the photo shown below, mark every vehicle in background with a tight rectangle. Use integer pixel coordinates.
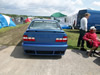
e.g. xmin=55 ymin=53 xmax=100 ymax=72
xmin=76 ymin=9 xmax=100 ymax=31
xmin=59 ymin=23 xmax=71 ymax=29
xmin=22 ymin=19 xmax=68 ymax=56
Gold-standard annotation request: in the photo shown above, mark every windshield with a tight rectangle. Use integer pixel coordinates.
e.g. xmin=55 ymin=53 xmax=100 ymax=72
xmin=29 ymin=21 xmax=61 ymax=30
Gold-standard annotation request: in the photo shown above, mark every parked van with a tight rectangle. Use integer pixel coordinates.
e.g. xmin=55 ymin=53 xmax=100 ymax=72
xmin=76 ymin=9 xmax=100 ymax=31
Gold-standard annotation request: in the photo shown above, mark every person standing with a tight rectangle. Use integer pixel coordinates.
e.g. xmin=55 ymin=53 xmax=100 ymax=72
xmin=20 ymin=17 xmax=24 ymax=24
xmin=77 ymin=13 xmax=90 ymax=51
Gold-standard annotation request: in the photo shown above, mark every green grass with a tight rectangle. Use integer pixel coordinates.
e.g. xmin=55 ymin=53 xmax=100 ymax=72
xmin=0 ymin=24 xmax=100 ymax=50
xmin=64 ymin=29 xmax=100 ymax=50
xmin=63 ymin=29 xmax=80 ymax=49
xmin=0 ymin=23 xmax=29 ymax=34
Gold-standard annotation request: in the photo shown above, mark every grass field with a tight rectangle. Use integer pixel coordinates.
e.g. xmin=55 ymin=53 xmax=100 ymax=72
xmin=0 ymin=23 xmax=29 ymax=34
xmin=0 ymin=24 xmax=100 ymax=50
xmin=64 ymin=29 xmax=100 ymax=50
xmin=64 ymin=29 xmax=80 ymax=49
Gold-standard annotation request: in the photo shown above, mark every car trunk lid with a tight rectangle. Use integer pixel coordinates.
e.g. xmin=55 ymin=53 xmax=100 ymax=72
xmin=23 ymin=29 xmax=67 ymax=45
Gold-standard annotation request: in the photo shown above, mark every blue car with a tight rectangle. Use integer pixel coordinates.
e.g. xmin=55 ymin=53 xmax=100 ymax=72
xmin=60 ymin=24 xmax=71 ymax=29
xmin=22 ymin=19 xmax=68 ymax=55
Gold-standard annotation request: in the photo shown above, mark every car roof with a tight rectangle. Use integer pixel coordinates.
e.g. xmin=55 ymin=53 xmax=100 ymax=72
xmin=32 ymin=19 xmax=58 ymax=22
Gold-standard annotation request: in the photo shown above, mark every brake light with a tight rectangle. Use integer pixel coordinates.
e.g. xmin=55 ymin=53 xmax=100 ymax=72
xmin=23 ymin=35 xmax=35 ymax=41
xmin=56 ymin=36 xmax=68 ymax=42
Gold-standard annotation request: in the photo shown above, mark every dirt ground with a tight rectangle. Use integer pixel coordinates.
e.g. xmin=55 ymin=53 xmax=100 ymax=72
xmin=0 ymin=24 xmax=28 ymax=46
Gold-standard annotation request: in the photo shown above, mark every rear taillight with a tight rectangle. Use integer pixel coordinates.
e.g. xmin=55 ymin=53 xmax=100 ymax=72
xmin=56 ymin=36 xmax=68 ymax=42
xmin=23 ymin=35 xmax=35 ymax=41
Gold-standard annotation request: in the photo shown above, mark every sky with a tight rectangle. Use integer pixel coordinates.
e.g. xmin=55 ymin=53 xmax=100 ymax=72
xmin=0 ymin=0 xmax=100 ymax=16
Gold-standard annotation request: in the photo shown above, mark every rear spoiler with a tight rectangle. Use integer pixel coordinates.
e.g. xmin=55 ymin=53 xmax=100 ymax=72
xmin=26 ymin=29 xmax=64 ymax=33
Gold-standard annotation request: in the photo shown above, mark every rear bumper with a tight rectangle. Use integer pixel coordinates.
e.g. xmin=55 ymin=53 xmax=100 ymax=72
xmin=22 ymin=43 xmax=68 ymax=55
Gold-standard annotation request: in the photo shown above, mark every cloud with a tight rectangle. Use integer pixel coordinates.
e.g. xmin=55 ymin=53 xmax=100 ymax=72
xmin=0 ymin=0 xmax=83 ymax=16
xmin=92 ymin=1 xmax=100 ymax=6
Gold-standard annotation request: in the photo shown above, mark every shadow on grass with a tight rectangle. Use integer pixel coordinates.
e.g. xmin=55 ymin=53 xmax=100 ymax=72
xmin=10 ymin=40 xmax=61 ymax=60
xmin=67 ymin=45 xmax=79 ymax=50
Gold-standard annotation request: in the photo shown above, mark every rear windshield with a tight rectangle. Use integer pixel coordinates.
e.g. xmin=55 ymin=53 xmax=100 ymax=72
xmin=29 ymin=21 xmax=61 ymax=30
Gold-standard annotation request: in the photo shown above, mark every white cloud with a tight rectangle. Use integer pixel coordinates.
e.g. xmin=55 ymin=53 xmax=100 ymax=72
xmin=92 ymin=1 xmax=100 ymax=6
xmin=72 ymin=0 xmax=83 ymax=5
xmin=0 ymin=0 xmax=84 ymax=16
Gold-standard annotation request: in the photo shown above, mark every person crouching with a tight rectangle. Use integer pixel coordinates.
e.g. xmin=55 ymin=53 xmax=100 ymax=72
xmin=83 ymin=26 xmax=100 ymax=56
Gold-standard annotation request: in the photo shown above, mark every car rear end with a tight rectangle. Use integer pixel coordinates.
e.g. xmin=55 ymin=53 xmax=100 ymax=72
xmin=22 ymin=20 xmax=68 ymax=55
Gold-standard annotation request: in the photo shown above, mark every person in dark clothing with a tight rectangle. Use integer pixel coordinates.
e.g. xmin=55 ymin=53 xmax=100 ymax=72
xmin=20 ymin=17 xmax=24 ymax=24
xmin=77 ymin=13 xmax=90 ymax=51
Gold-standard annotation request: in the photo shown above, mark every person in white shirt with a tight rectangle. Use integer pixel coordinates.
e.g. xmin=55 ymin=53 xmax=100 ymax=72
xmin=77 ymin=13 xmax=90 ymax=51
